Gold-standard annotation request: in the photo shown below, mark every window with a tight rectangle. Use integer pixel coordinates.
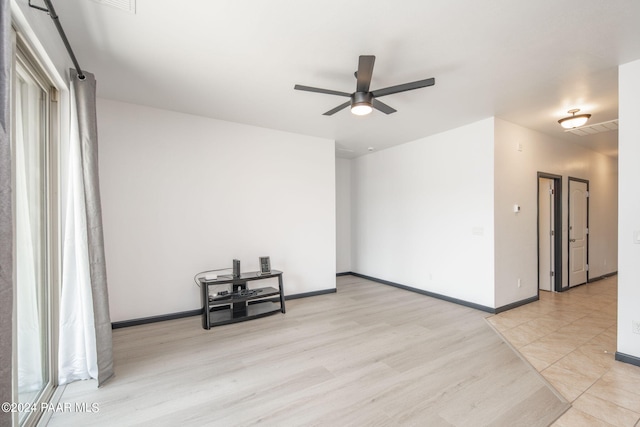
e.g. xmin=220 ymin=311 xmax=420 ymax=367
xmin=12 ymin=32 xmax=60 ymax=426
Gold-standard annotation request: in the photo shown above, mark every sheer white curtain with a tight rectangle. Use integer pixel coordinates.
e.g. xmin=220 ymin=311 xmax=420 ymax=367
xmin=59 ymin=70 xmax=113 ymax=386
xmin=58 ymin=75 xmax=98 ymax=384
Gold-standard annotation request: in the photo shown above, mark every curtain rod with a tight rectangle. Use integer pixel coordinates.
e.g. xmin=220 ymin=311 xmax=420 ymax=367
xmin=29 ymin=0 xmax=85 ymax=80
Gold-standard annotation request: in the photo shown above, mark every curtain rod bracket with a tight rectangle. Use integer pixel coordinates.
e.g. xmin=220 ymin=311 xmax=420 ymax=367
xmin=28 ymin=0 xmax=86 ymax=80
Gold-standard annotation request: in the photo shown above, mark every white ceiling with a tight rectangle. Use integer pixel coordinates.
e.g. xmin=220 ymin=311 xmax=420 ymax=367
xmin=49 ymin=0 xmax=640 ymax=158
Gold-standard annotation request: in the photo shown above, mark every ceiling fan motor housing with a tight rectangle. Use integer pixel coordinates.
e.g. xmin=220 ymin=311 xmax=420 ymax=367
xmin=352 ymin=92 xmax=373 ymax=108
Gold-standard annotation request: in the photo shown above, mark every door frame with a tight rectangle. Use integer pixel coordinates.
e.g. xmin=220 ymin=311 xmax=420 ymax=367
xmin=537 ymin=172 xmax=563 ymax=293
xmin=568 ymin=177 xmax=589 ymax=286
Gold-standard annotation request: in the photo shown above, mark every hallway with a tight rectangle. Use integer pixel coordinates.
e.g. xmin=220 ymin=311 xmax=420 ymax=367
xmin=489 ymin=276 xmax=640 ymax=426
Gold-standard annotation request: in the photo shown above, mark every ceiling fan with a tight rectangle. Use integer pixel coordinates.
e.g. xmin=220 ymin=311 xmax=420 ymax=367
xmin=294 ymin=55 xmax=435 ymax=116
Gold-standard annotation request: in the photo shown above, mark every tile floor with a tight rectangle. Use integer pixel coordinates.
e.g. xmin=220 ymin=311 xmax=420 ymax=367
xmin=488 ymin=276 xmax=640 ymax=426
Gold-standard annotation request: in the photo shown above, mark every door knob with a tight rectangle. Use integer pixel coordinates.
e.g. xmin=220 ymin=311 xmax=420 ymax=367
xmin=569 ymin=238 xmax=576 ymax=242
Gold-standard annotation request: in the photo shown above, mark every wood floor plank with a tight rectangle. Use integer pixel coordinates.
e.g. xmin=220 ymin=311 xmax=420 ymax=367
xmin=47 ymin=276 xmax=568 ymax=426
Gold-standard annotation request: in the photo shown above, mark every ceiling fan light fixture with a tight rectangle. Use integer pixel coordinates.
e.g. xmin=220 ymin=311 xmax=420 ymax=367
xmin=558 ymin=108 xmax=591 ymax=129
xmin=351 ymin=92 xmax=373 ymax=116
xmin=351 ymin=104 xmax=373 ymax=115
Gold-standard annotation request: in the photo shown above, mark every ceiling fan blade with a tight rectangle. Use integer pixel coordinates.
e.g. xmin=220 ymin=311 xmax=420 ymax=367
xmin=356 ymin=55 xmax=375 ymax=93
xmin=372 ymin=99 xmax=397 ymax=115
xmin=371 ymin=77 xmax=435 ymax=98
xmin=323 ymin=101 xmax=351 ymax=116
xmin=294 ymin=84 xmax=351 ymax=97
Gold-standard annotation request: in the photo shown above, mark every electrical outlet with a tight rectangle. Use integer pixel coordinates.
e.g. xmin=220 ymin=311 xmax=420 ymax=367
xmin=632 ymin=320 xmax=640 ymax=335
xmin=517 ymin=278 xmax=521 ymax=288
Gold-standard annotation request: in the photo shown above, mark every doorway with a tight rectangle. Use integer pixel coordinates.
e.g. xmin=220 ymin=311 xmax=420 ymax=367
xmin=538 ymin=173 xmax=562 ymax=292
xmin=569 ymin=177 xmax=589 ymax=287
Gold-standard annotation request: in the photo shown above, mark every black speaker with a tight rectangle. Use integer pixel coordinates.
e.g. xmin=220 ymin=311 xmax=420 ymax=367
xmin=232 ymin=259 xmax=241 ymax=278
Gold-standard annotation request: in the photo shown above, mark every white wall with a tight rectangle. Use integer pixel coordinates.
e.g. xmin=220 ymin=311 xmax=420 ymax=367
xmin=351 ymin=119 xmax=496 ymax=308
xmin=618 ymin=59 xmax=640 ymax=359
xmin=97 ymin=99 xmax=336 ymax=322
xmin=494 ymin=118 xmax=618 ymax=308
xmin=336 ymin=158 xmax=352 ymax=273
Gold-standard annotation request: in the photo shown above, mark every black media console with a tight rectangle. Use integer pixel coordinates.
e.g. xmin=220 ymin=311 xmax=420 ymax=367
xmin=199 ymin=270 xmax=285 ymax=329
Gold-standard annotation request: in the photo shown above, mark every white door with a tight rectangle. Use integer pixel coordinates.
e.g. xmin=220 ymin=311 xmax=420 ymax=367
xmin=569 ymin=180 xmax=588 ymax=287
xmin=538 ymin=178 xmax=555 ymax=291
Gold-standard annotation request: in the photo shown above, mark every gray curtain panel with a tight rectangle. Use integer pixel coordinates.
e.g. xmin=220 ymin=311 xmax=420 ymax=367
xmin=0 ymin=0 xmax=13 ymax=423
xmin=71 ymin=69 xmax=114 ymax=386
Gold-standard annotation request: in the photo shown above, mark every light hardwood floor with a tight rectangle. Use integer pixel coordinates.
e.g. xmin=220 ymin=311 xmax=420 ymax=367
xmin=48 ymin=275 xmax=569 ymax=426
xmin=489 ymin=275 xmax=640 ymax=426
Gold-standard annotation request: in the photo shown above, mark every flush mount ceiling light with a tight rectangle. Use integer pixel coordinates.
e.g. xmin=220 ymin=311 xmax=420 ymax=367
xmin=558 ymin=108 xmax=591 ymax=129
xmin=351 ymin=92 xmax=373 ymax=116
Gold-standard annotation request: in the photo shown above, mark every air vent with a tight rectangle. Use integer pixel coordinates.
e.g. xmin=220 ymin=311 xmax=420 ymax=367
xmin=91 ymin=0 xmax=136 ymax=13
xmin=566 ymin=119 xmax=618 ymax=136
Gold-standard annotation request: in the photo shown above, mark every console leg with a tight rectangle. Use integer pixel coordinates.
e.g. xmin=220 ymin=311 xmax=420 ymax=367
xmin=278 ymin=274 xmax=286 ymax=313
xmin=201 ymin=281 xmax=210 ymax=330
